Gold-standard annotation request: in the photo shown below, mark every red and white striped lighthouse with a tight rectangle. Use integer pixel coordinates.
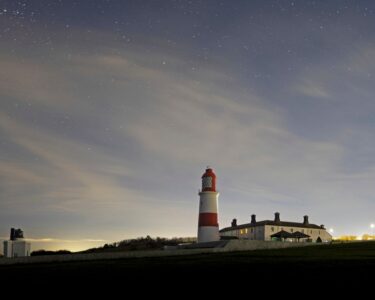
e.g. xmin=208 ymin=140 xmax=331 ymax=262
xmin=197 ymin=167 xmax=220 ymax=243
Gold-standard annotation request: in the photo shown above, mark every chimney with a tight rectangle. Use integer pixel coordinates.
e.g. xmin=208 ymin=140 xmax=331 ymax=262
xmin=303 ymin=215 xmax=309 ymax=225
xmin=274 ymin=212 xmax=280 ymax=223
xmin=15 ymin=229 xmax=24 ymax=239
xmin=320 ymin=224 xmax=325 ymax=229
xmin=231 ymin=219 xmax=237 ymax=227
xmin=10 ymin=228 xmax=15 ymax=241
xmin=251 ymin=214 xmax=256 ymax=224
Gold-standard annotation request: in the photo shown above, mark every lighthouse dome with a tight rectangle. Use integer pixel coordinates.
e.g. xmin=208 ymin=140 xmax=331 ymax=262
xmin=201 ymin=166 xmax=216 ymax=192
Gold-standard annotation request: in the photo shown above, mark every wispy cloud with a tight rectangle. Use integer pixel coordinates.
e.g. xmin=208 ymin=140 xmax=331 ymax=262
xmin=294 ymin=79 xmax=331 ymax=99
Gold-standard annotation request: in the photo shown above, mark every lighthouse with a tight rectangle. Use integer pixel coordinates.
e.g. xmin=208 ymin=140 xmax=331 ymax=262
xmin=197 ymin=167 xmax=220 ymax=243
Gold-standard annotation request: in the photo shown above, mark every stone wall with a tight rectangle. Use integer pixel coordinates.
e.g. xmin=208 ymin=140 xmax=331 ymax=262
xmin=0 ymin=240 xmax=320 ymax=266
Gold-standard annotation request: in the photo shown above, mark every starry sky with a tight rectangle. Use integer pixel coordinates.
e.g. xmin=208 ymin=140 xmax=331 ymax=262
xmin=1 ymin=0 xmax=375 ymax=252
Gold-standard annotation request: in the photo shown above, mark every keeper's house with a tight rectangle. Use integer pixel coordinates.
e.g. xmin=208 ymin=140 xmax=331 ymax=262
xmin=220 ymin=212 xmax=332 ymax=243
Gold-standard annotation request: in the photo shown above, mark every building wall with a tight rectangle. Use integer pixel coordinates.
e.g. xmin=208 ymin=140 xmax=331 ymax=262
xmin=3 ymin=240 xmax=31 ymax=258
xmin=221 ymin=225 xmax=332 ymax=242
xmin=13 ymin=240 xmax=31 ymax=257
xmin=221 ymin=226 xmax=265 ymax=240
xmin=3 ymin=241 xmax=12 ymax=258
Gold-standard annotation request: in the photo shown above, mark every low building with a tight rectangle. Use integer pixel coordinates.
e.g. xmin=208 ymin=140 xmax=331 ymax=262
xmin=3 ymin=228 xmax=31 ymax=258
xmin=220 ymin=212 xmax=332 ymax=243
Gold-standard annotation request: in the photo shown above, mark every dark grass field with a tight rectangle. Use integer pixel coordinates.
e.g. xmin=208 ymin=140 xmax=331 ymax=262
xmin=1 ymin=241 xmax=375 ymax=288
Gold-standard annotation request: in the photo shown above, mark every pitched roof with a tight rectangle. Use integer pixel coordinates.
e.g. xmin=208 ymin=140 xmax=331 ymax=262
xmin=219 ymin=220 xmax=324 ymax=233
xmin=270 ymin=230 xmax=293 ymax=238
xmin=292 ymin=231 xmax=311 ymax=238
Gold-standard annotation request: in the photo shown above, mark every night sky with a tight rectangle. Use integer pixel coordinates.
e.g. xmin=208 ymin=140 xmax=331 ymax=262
xmin=1 ymin=0 xmax=375 ymax=251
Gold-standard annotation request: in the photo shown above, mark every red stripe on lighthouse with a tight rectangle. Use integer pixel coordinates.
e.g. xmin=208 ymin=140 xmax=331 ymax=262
xmin=198 ymin=213 xmax=218 ymax=227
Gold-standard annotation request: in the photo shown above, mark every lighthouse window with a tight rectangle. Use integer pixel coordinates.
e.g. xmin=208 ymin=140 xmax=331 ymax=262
xmin=202 ymin=177 xmax=212 ymax=188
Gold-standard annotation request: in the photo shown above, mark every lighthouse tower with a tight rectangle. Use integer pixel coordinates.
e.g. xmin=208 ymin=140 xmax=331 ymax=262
xmin=197 ymin=167 xmax=220 ymax=243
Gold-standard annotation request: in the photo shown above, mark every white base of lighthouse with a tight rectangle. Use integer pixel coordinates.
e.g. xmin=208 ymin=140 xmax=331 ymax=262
xmin=198 ymin=226 xmax=219 ymax=243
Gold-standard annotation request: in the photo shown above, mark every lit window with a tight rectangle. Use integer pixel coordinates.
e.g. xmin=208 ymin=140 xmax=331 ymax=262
xmin=245 ymin=229 xmax=248 ymax=234
xmin=240 ymin=229 xmax=243 ymax=234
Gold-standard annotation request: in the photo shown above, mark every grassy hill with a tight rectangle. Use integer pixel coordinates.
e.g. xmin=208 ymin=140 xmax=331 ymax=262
xmin=1 ymin=241 xmax=375 ymax=286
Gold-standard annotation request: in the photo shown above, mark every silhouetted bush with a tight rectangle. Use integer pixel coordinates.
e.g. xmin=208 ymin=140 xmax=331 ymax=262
xmin=31 ymin=250 xmax=71 ymax=256
xmin=82 ymin=236 xmax=196 ymax=253
xmin=103 ymin=243 xmax=116 ymax=249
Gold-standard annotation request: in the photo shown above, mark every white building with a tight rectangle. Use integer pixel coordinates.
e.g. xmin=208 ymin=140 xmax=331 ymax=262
xmin=220 ymin=213 xmax=332 ymax=243
xmin=3 ymin=228 xmax=31 ymax=258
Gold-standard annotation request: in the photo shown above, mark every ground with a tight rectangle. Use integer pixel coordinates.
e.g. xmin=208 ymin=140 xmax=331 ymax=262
xmin=1 ymin=241 xmax=374 ymax=289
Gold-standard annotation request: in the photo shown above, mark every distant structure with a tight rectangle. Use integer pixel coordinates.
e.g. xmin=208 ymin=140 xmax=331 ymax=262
xmin=220 ymin=213 xmax=332 ymax=243
xmin=197 ymin=167 xmax=220 ymax=243
xmin=3 ymin=228 xmax=31 ymax=258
